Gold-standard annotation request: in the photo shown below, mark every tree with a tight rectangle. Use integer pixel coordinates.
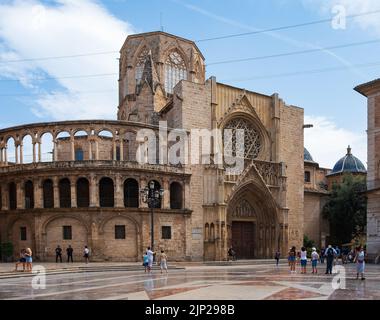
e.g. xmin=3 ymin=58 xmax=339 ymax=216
xmin=323 ymin=174 xmax=367 ymax=245
xmin=0 ymin=242 xmax=14 ymax=262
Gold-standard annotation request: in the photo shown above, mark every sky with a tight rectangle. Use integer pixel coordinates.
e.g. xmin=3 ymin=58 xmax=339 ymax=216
xmin=0 ymin=0 xmax=379 ymax=168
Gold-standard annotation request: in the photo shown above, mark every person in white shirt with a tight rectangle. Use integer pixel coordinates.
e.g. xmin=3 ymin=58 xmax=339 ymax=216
xmin=311 ymin=247 xmax=320 ymax=274
xmin=83 ymin=246 xmax=90 ymax=264
xmin=146 ymin=247 xmax=155 ymax=273
xmin=300 ymin=247 xmax=308 ymax=274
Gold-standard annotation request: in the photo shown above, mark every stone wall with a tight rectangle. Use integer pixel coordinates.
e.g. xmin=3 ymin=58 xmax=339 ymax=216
xmin=280 ymin=104 xmax=304 ymax=249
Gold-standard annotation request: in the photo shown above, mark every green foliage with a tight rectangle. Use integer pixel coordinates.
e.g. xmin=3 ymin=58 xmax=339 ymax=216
xmin=0 ymin=242 xmax=14 ymax=261
xmin=303 ymin=235 xmax=315 ymax=249
xmin=322 ymin=174 xmax=367 ymax=246
xmin=303 ymin=235 xmax=316 ymax=258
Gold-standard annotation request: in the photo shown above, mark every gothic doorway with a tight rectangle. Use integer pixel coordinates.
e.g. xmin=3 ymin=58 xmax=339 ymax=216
xmin=232 ymin=221 xmax=255 ymax=259
xmin=227 ymin=181 xmax=278 ymax=259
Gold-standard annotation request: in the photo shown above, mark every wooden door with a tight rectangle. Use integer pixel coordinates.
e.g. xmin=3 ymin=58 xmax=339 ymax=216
xmin=232 ymin=221 xmax=255 ymax=259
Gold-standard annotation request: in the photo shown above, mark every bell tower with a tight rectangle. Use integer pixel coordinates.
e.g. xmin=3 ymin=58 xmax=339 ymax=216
xmin=355 ymin=78 xmax=380 ymax=261
xmin=117 ymin=31 xmax=205 ymax=124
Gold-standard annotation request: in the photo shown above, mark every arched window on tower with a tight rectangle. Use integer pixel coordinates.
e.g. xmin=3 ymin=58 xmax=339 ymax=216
xmin=170 ymin=182 xmax=183 ymax=209
xmin=59 ymin=178 xmax=71 ymax=208
xmin=135 ymin=47 xmax=149 ymax=85
xmin=24 ymin=180 xmax=34 ymax=209
xmin=124 ymin=178 xmax=139 ymax=208
xmin=164 ymin=50 xmax=187 ymax=94
xmin=77 ymin=178 xmax=89 ymax=208
xmin=43 ymin=179 xmax=54 ymax=209
xmin=99 ymin=177 xmax=114 ymax=207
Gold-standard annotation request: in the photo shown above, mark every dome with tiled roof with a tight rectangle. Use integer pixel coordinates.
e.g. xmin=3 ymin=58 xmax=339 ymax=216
xmin=330 ymin=146 xmax=366 ymax=175
xmin=304 ymin=148 xmax=315 ymax=162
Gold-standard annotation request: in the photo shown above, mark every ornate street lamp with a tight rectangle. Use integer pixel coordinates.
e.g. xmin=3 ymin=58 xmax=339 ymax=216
xmin=140 ymin=180 xmax=164 ymax=252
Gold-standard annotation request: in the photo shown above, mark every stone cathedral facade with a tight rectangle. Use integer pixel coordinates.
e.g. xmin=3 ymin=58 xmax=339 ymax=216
xmin=0 ymin=31 xmax=306 ymax=262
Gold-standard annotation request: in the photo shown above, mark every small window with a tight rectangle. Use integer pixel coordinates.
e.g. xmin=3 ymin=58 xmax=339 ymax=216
xmin=75 ymin=148 xmax=84 ymax=161
xmin=20 ymin=227 xmax=27 ymax=241
xmin=304 ymin=171 xmax=311 ymax=183
xmin=63 ymin=226 xmax=72 ymax=240
xmin=115 ymin=225 xmax=126 ymax=239
xmin=162 ymin=226 xmax=172 ymax=240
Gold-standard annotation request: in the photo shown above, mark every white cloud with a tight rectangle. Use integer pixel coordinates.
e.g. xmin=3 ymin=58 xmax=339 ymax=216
xmin=304 ymin=0 xmax=380 ymax=36
xmin=0 ymin=0 xmax=135 ymax=120
xmin=304 ymin=115 xmax=367 ymax=169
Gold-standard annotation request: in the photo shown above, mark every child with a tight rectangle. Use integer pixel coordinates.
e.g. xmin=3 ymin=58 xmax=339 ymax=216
xmin=311 ymin=247 xmax=319 ymax=274
xmin=159 ymin=250 xmax=168 ymax=274
xmin=288 ymin=247 xmax=296 ymax=273
xmin=143 ymin=252 xmax=149 ymax=273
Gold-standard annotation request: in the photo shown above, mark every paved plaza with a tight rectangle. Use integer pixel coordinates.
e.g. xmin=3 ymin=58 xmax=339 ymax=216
xmin=0 ymin=261 xmax=379 ymax=300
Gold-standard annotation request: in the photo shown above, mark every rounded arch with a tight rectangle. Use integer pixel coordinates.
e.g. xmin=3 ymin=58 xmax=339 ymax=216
xmin=7 ymin=216 xmax=33 ymax=237
xmin=124 ymin=178 xmax=139 ymax=208
xmin=43 ymin=179 xmax=54 ymax=208
xmin=7 ymin=217 xmax=34 ymax=259
xmin=22 ymin=134 xmax=33 ymax=164
xmin=99 ymin=213 xmax=140 ymax=235
xmin=99 ymin=177 xmax=114 ymax=207
xmin=99 ymin=214 xmax=140 ymax=262
xmin=170 ymin=181 xmax=183 ymax=209
xmin=40 ymin=132 xmax=54 ymax=162
xmin=73 ymin=129 xmax=90 ymax=137
xmin=97 ymin=129 xmax=114 ymax=138
xmin=59 ymin=178 xmax=71 ymax=208
xmin=24 ymin=180 xmax=34 ymax=209
xmin=8 ymin=181 xmax=17 ymax=210
xmin=41 ymin=214 xmax=90 ymax=235
xmin=76 ymin=177 xmax=89 ymax=208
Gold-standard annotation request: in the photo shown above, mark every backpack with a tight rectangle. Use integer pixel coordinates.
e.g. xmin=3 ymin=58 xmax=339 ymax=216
xmin=327 ymin=248 xmax=334 ymax=257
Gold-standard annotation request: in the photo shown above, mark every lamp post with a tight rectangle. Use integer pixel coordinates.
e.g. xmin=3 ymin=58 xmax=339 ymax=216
xmin=140 ymin=181 xmax=164 ymax=252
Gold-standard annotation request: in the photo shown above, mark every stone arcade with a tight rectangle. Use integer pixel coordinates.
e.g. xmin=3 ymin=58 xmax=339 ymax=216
xmin=0 ymin=31 xmax=306 ymax=261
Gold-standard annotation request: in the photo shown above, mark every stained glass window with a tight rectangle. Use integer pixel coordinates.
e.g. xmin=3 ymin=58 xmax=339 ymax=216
xmin=224 ymin=118 xmax=262 ymax=159
xmin=164 ymin=51 xmax=187 ymax=94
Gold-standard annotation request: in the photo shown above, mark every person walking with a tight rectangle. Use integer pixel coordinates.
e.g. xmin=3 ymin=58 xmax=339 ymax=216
xmin=24 ymin=248 xmax=33 ymax=272
xmin=146 ymin=247 xmax=155 ymax=273
xmin=320 ymin=248 xmax=325 ymax=264
xmin=354 ymin=246 xmax=366 ymax=280
xmin=159 ymin=250 xmax=168 ymax=274
xmin=55 ymin=245 xmax=63 ymax=263
xmin=335 ymin=246 xmax=341 ymax=265
xmin=300 ymin=247 xmax=308 ymax=274
xmin=83 ymin=246 xmax=90 ymax=264
xmin=66 ymin=245 xmax=74 ymax=263
xmin=288 ymin=246 xmax=297 ymax=273
xmin=311 ymin=247 xmax=319 ymax=274
xmin=143 ymin=252 xmax=149 ymax=273
xmin=325 ymin=245 xmax=336 ymax=274
xmin=274 ymin=250 xmax=281 ymax=267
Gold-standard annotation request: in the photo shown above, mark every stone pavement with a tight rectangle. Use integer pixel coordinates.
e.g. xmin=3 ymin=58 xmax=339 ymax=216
xmin=0 ymin=261 xmax=379 ymax=300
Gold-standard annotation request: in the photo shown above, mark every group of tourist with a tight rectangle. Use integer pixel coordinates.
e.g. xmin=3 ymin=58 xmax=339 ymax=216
xmin=55 ymin=245 xmax=90 ymax=264
xmin=283 ymin=245 xmax=366 ymax=279
xmin=142 ymin=247 xmax=168 ymax=274
xmin=14 ymin=248 xmax=33 ymax=272
xmin=13 ymin=245 xmax=91 ymax=272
